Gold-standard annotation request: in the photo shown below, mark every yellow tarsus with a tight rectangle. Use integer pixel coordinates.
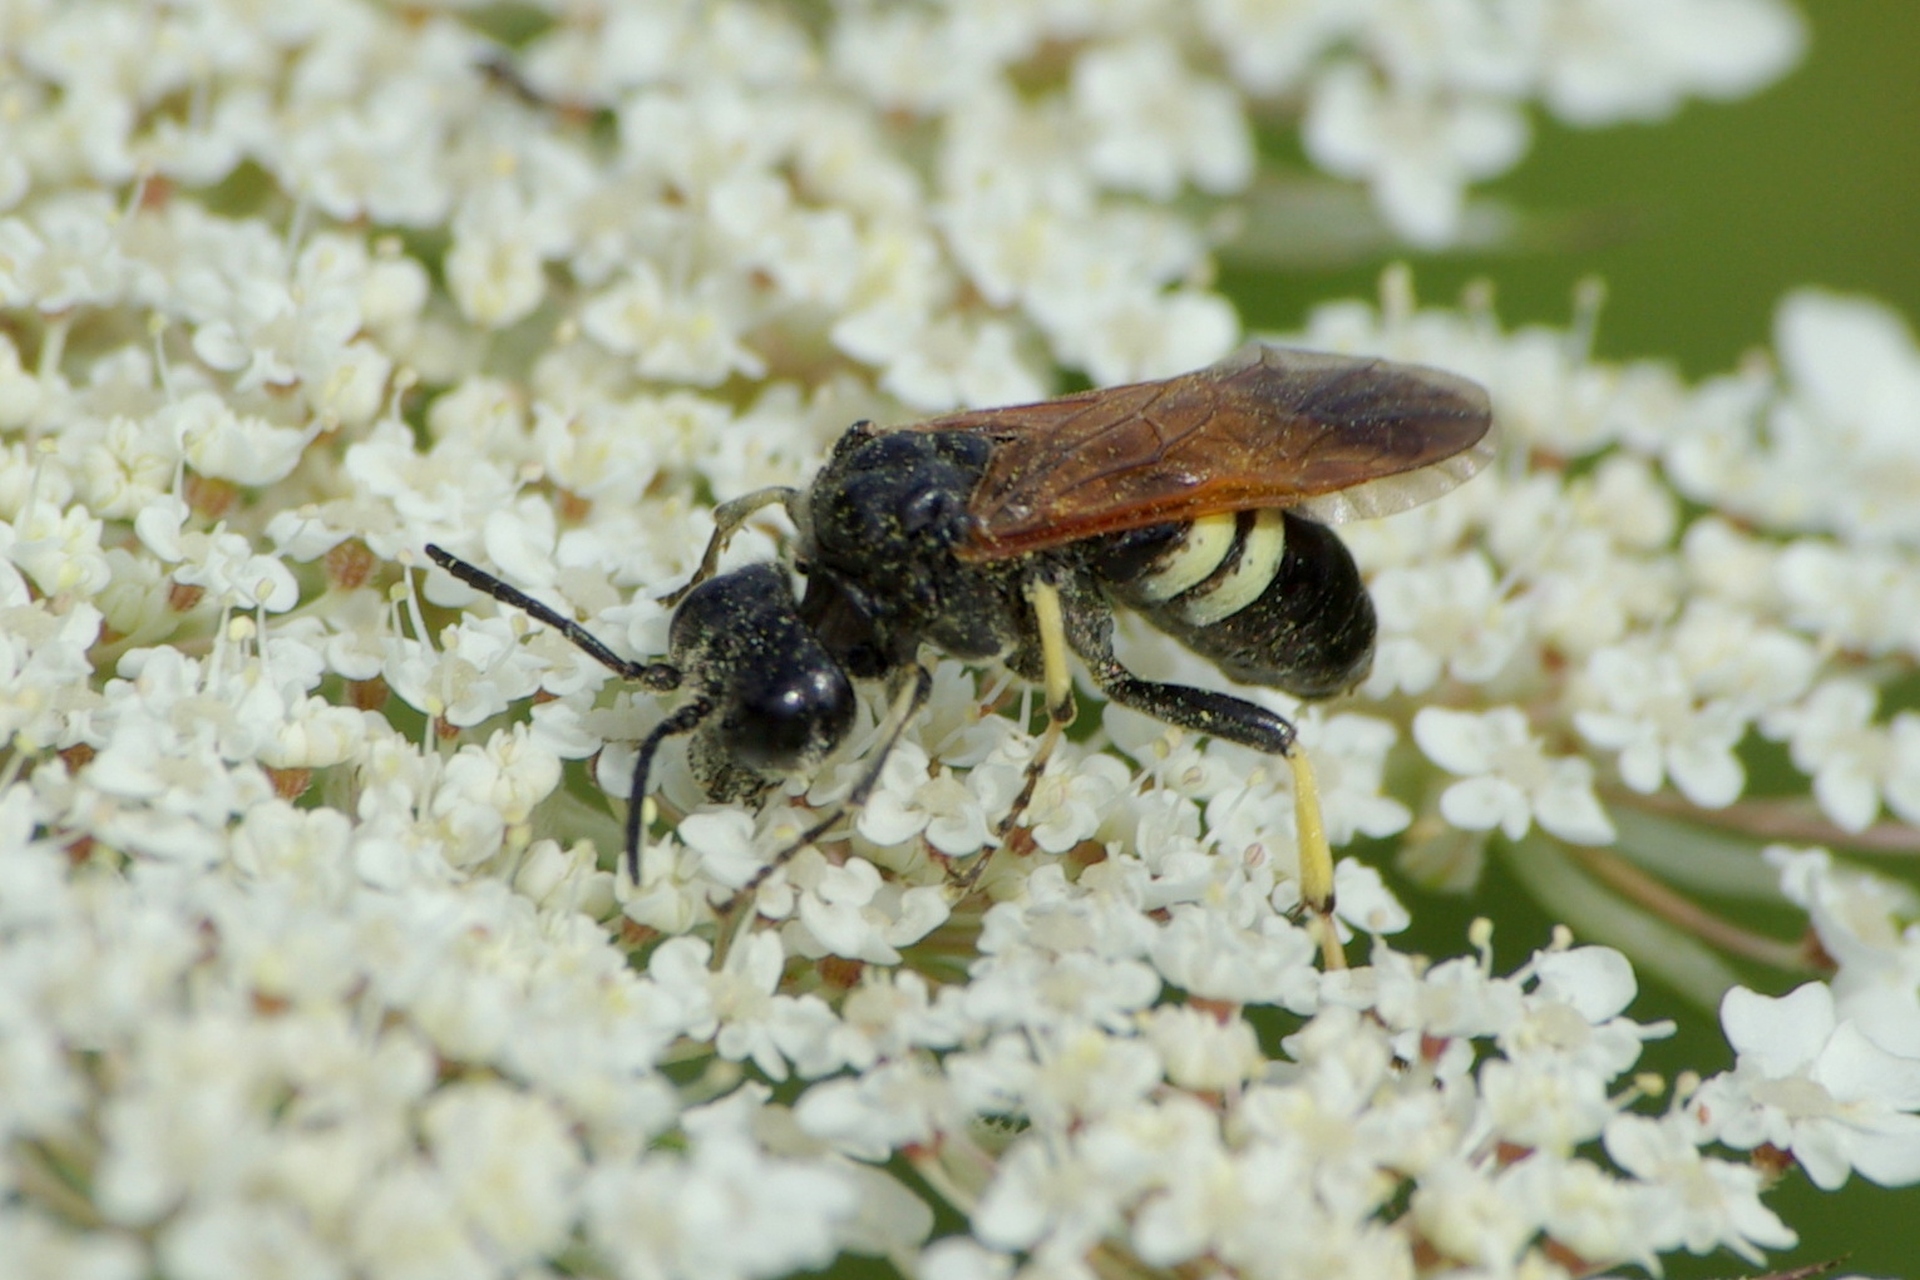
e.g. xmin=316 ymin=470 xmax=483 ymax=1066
xmin=1027 ymin=579 xmax=1076 ymax=725
xmin=1288 ymin=745 xmax=1345 ymax=970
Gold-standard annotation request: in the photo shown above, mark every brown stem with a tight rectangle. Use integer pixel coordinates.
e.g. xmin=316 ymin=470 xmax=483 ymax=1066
xmin=1563 ymin=843 xmax=1813 ymax=972
xmin=1612 ymin=789 xmax=1920 ymax=856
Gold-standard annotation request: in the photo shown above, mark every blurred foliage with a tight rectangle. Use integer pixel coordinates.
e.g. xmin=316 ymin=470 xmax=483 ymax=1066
xmin=1229 ymin=3 xmax=1920 ymax=379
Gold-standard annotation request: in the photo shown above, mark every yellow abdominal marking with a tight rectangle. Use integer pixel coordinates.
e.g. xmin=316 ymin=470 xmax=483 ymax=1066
xmin=1178 ymin=508 xmax=1287 ymax=627
xmin=1133 ymin=511 xmax=1236 ymax=603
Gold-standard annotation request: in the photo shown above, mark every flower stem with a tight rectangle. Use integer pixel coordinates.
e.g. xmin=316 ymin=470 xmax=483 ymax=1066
xmin=1621 ymin=789 xmax=1920 ymax=856
xmin=1562 ymin=843 xmax=1812 ymax=972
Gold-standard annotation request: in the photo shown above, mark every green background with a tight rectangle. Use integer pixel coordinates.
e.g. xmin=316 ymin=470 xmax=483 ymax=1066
xmin=1230 ymin=5 xmax=1920 ymax=1276
xmin=1236 ymin=2 xmax=1920 ymax=381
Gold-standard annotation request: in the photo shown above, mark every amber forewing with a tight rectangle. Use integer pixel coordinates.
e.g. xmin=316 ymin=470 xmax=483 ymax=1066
xmin=900 ymin=345 xmax=1494 ymax=560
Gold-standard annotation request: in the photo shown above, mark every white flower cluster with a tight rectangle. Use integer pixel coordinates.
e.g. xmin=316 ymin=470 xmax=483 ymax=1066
xmin=0 ymin=1 xmax=1914 ymax=1278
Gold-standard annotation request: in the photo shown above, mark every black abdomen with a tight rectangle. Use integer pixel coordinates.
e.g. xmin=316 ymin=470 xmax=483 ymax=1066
xmin=1094 ymin=511 xmax=1375 ymax=698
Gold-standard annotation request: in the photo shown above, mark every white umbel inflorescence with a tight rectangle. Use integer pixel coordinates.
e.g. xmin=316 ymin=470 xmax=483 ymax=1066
xmin=1 ymin=3 xmax=1915 ymax=1279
